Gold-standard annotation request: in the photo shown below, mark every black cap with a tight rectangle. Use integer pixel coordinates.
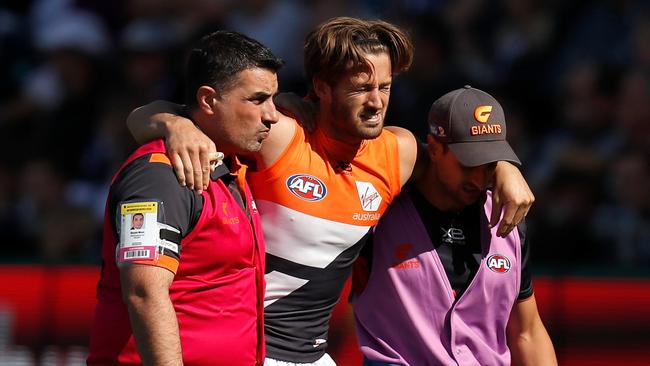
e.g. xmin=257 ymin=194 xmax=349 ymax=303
xmin=428 ymin=85 xmax=521 ymax=167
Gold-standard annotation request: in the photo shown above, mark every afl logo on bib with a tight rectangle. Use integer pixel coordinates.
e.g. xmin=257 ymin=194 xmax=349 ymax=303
xmin=286 ymin=174 xmax=327 ymax=201
xmin=487 ymin=254 xmax=511 ymax=273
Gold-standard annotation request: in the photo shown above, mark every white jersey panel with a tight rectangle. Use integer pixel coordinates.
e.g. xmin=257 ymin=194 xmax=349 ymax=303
xmin=258 ymin=199 xmax=372 ymax=269
xmin=264 ymin=270 xmax=309 ymax=308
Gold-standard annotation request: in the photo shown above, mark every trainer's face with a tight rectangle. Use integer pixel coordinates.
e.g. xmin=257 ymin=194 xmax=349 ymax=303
xmin=320 ymin=52 xmax=392 ymax=144
xmin=202 ymin=67 xmax=279 ymax=155
xmin=132 ymin=214 xmax=144 ymax=229
xmin=429 ymin=136 xmax=496 ymax=211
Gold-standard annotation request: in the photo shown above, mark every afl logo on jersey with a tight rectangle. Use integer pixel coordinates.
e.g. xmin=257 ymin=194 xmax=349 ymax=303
xmin=487 ymin=254 xmax=511 ymax=273
xmin=286 ymin=174 xmax=327 ymax=201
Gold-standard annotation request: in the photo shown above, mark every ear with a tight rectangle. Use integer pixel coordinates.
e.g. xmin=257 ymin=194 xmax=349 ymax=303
xmin=426 ymin=134 xmax=443 ymax=161
xmin=312 ymin=77 xmax=331 ymax=101
xmin=196 ymin=86 xmax=217 ymax=115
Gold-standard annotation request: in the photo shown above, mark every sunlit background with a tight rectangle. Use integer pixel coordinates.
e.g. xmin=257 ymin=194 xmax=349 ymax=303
xmin=1 ymin=0 xmax=649 ymax=365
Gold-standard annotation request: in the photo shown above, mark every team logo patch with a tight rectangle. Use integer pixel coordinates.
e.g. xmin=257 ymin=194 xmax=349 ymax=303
xmin=441 ymin=227 xmax=466 ymax=245
xmin=432 ymin=125 xmax=446 ymax=137
xmin=471 ymin=104 xmax=502 ymax=136
xmin=392 ymin=243 xmax=421 ymax=269
xmin=355 ymin=181 xmax=382 ymax=212
xmin=286 ymin=174 xmax=327 ymax=201
xmin=474 ymin=105 xmax=492 ymax=123
xmin=487 ymin=254 xmax=511 ymax=273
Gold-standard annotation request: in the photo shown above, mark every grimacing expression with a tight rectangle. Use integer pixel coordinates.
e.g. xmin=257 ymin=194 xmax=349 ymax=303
xmin=205 ymin=67 xmax=279 ymax=155
xmin=434 ymin=143 xmax=497 ymax=211
xmin=325 ymin=52 xmax=392 ymax=144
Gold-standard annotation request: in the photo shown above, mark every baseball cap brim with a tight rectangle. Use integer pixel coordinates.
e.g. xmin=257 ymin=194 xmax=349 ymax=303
xmin=448 ymin=140 xmax=521 ymax=167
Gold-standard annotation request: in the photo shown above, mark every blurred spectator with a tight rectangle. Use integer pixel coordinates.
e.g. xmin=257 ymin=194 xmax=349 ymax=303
xmin=224 ymin=0 xmax=311 ymax=91
xmin=548 ymin=0 xmax=643 ymax=88
xmin=592 ymin=150 xmax=650 ymax=266
xmin=40 ymin=204 xmax=98 ymax=263
xmin=614 ymin=68 xmax=650 ymax=152
xmin=0 ymin=163 xmax=23 ymax=260
xmin=527 ymin=61 xmax=621 ymax=190
xmin=12 ymin=159 xmax=67 ymax=260
xmin=529 ymin=155 xmax=606 ymax=265
xmin=9 ymin=158 xmax=100 ymax=263
xmin=630 ymin=11 xmax=650 ymax=67
xmin=385 ymin=14 xmax=462 ymax=140
xmin=1 ymin=9 xmax=113 ymax=182
xmin=119 ymin=18 xmax=183 ymax=104
xmin=67 ymin=96 xmax=138 ymax=222
xmin=493 ymin=0 xmax=555 ymax=79
xmin=0 ymin=0 xmax=647 ymax=272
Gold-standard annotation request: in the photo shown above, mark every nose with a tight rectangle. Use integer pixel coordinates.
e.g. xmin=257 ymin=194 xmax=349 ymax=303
xmin=263 ymin=100 xmax=280 ymax=125
xmin=366 ymin=88 xmax=383 ymax=110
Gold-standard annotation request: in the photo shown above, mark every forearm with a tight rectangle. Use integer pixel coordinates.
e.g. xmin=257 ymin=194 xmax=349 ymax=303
xmin=126 ymin=293 xmax=183 ymax=366
xmin=491 ymin=161 xmax=534 ymax=236
xmin=507 ymin=296 xmax=557 ymax=366
xmin=509 ymin=323 xmax=557 ymax=366
xmin=127 ymin=100 xmax=185 ymax=144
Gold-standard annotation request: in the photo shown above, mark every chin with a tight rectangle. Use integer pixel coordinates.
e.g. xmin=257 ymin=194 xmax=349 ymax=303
xmin=236 ymin=142 xmax=261 ymax=155
xmin=357 ymin=125 xmax=383 ymax=140
xmin=248 ymin=143 xmax=263 ymax=152
xmin=461 ymin=193 xmax=481 ymax=206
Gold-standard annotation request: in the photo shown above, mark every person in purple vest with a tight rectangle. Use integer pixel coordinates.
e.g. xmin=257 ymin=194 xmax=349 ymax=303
xmin=351 ymin=86 xmax=558 ymax=366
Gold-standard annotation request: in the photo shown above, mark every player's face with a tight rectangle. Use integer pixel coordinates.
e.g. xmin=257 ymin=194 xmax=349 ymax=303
xmin=324 ymin=52 xmax=392 ymax=144
xmin=434 ymin=144 xmax=496 ymax=211
xmin=207 ymin=67 xmax=279 ymax=155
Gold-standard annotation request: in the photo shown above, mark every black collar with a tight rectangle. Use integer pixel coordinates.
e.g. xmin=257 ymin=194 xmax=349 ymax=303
xmin=210 ymin=157 xmax=235 ymax=181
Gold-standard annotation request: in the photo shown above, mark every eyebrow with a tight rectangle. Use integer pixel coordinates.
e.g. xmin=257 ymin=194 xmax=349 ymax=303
xmin=248 ymin=91 xmax=274 ymax=99
xmin=354 ymin=77 xmax=392 ymax=87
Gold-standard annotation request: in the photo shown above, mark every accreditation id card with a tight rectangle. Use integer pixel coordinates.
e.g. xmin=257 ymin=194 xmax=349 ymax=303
xmin=117 ymin=201 xmax=162 ymax=264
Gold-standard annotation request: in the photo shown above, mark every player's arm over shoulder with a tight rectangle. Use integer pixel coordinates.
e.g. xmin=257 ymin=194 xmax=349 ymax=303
xmin=254 ymin=111 xmax=297 ymax=171
xmin=385 ymin=126 xmax=418 ymax=187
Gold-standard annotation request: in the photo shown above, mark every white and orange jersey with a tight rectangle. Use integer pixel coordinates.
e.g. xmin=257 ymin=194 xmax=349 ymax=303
xmin=246 ymin=125 xmax=402 ymax=362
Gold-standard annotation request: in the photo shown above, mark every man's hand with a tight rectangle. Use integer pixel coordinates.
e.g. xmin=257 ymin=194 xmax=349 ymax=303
xmin=273 ymin=93 xmax=318 ymax=132
xmin=491 ymin=161 xmax=535 ymax=237
xmin=163 ymin=116 xmax=218 ymax=193
xmin=126 ymin=101 xmax=221 ymax=193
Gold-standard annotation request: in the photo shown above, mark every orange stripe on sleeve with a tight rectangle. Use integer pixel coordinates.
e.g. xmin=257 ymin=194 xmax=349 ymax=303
xmin=149 ymin=153 xmax=172 ymax=166
xmin=132 ymin=254 xmax=180 ymax=274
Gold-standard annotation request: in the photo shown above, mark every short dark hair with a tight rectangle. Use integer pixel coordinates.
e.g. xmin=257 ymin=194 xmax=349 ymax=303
xmin=185 ymin=30 xmax=284 ymax=106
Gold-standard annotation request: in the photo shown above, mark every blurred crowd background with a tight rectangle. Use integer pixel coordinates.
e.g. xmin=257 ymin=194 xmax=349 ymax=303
xmin=1 ymin=0 xmax=650 ymax=364
xmin=1 ymin=0 xmax=650 ymax=271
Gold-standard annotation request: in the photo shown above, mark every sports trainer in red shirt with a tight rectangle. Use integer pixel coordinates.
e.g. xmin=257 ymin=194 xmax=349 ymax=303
xmin=87 ymin=30 xmax=283 ymax=366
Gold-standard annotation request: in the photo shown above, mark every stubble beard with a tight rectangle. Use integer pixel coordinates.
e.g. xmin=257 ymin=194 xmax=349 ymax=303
xmin=331 ymin=102 xmax=385 ymax=142
xmin=244 ymin=138 xmax=263 ymax=153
